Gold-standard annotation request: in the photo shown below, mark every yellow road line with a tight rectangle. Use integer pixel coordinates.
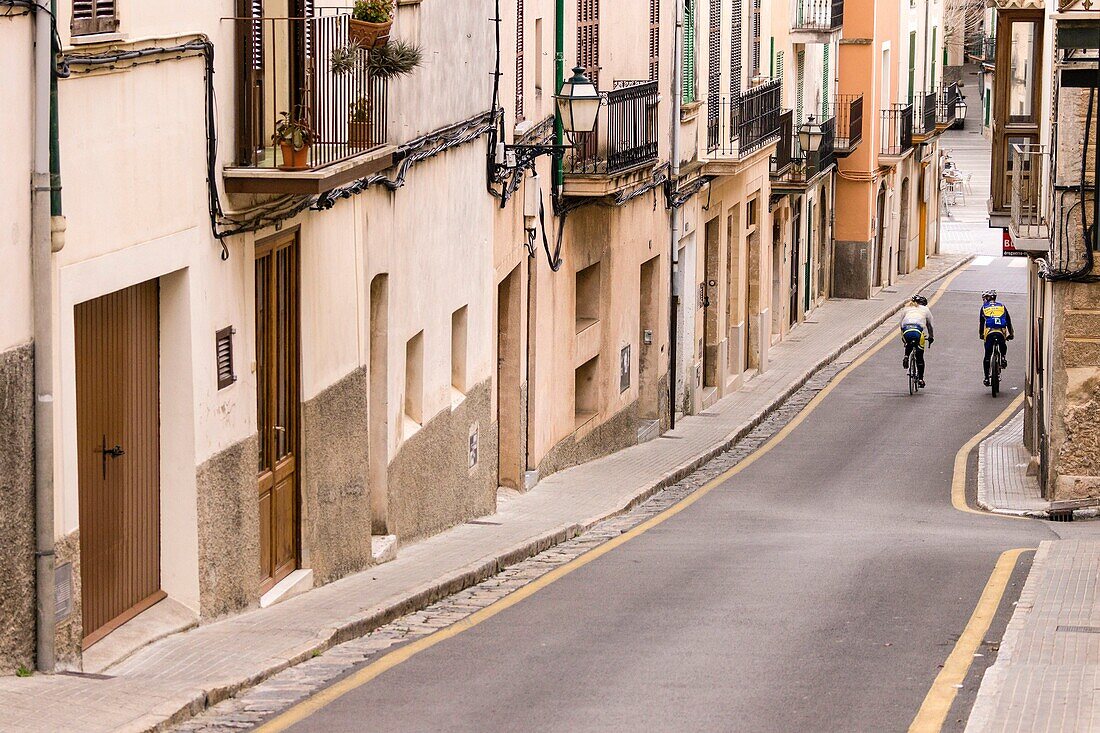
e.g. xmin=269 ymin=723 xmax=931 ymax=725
xmin=951 ymin=394 xmax=1026 ymax=514
xmin=908 ymin=548 xmax=1032 ymax=733
xmin=255 ymin=267 xmax=969 ymax=733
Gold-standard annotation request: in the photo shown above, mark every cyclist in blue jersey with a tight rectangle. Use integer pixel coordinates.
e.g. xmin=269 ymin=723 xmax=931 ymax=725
xmin=979 ymin=289 xmax=1014 ymax=386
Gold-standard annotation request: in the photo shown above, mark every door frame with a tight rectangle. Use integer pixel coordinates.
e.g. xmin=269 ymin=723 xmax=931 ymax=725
xmin=255 ymin=228 xmax=302 ymax=595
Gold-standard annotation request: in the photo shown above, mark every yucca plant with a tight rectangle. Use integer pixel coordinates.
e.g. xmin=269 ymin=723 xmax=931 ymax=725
xmin=331 ymin=39 xmax=424 ymax=80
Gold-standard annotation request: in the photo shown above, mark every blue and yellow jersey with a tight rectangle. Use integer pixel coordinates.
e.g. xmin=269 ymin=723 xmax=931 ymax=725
xmin=980 ymin=301 xmax=1013 ymax=339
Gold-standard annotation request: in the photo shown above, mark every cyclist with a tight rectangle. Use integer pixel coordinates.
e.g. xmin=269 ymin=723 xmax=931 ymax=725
xmin=900 ymin=294 xmax=934 ymax=388
xmin=980 ymin=289 xmax=1014 ymax=386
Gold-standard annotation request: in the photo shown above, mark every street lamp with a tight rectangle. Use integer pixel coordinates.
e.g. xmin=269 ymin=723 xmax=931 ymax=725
xmin=954 ymin=96 xmax=968 ymax=130
xmin=798 ymin=115 xmax=825 ymax=154
xmin=555 ymin=66 xmax=601 ymax=145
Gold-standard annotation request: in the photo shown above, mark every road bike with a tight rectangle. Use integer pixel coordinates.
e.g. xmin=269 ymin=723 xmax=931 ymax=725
xmin=908 ymin=350 xmax=921 ymax=395
xmin=990 ymin=350 xmax=1002 ymax=397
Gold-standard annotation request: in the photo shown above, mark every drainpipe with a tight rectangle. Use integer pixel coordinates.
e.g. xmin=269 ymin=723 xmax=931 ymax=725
xmin=33 ymin=0 xmax=63 ymax=673
xmin=668 ymin=0 xmax=683 ymax=430
xmin=554 ymin=0 xmax=564 ymax=191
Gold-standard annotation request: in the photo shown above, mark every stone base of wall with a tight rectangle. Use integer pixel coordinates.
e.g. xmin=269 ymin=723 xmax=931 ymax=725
xmin=388 ymin=378 xmax=497 ymax=543
xmin=832 ymin=240 xmax=872 ymax=299
xmin=53 ymin=530 xmax=82 ymax=670
xmin=0 ymin=343 xmax=34 ymax=674
xmin=537 ymin=401 xmax=639 ymax=481
xmin=196 ymin=435 xmax=261 ymax=620
xmin=1054 ymin=475 xmax=1100 ymax=501
xmin=301 ymin=368 xmax=371 ymax=585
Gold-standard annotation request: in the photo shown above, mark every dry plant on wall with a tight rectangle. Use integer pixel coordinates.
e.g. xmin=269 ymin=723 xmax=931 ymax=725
xmin=943 ymin=0 xmax=988 ymax=54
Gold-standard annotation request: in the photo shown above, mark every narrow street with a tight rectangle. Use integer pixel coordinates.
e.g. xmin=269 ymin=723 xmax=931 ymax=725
xmin=265 ymin=255 xmax=1075 ymax=733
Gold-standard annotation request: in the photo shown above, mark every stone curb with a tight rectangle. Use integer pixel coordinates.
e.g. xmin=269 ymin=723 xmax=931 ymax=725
xmin=137 ymin=255 xmax=973 ymax=732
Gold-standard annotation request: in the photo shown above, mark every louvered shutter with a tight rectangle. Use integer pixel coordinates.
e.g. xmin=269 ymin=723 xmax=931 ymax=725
xmin=577 ymin=0 xmax=599 ymax=86
xmin=796 ymin=50 xmax=805 ymax=125
xmin=822 ymin=45 xmax=830 ymax=117
xmin=649 ymin=0 xmax=660 ymax=82
xmin=516 ymin=0 xmax=525 ymax=120
xmin=930 ymin=27 xmax=937 ymax=90
xmin=751 ymin=0 xmax=761 ymax=77
xmin=71 ymin=0 xmax=118 ymax=36
xmin=237 ymin=0 xmax=266 ymax=166
xmin=682 ymin=0 xmax=695 ymax=103
xmin=707 ymin=0 xmax=720 ymax=125
xmin=730 ymin=0 xmax=741 ymax=102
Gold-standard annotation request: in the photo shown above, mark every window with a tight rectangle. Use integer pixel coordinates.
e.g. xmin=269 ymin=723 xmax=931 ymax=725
xmin=451 ymin=306 xmax=468 ymax=402
xmin=577 ymin=0 xmax=600 ymax=85
xmin=708 ymin=0 xmax=721 ymax=123
xmin=574 ymin=355 xmax=600 ymax=429
xmin=1008 ymin=21 xmax=1039 ymax=123
xmin=751 ymin=0 xmax=762 ymax=78
xmin=730 ymin=0 xmax=742 ymax=100
xmin=534 ymin=18 xmax=543 ymax=95
xmin=908 ymin=31 xmax=917 ymax=104
xmin=682 ymin=0 xmax=696 ymax=103
xmin=404 ymin=330 xmax=424 ymax=431
xmin=575 ymin=262 xmax=602 ymax=333
xmin=822 ymin=44 xmax=830 ymax=117
xmin=930 ymin=27 xmax=937 ymax=90
xmin=71 ymin=0 xmax=118 ymax=36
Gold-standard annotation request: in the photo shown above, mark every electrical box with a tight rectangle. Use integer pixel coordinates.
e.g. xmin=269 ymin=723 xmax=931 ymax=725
xmin=524 ymin=173 xmax=541 ymax=223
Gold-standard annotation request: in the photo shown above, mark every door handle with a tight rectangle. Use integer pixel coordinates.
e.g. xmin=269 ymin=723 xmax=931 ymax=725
xmin=273 ymin=425 xmax=286 ymax=433
xmin=105 ymin=445 xmax=125 ymax=458
xmin=95 ymin=436 xmax=125 ymax=479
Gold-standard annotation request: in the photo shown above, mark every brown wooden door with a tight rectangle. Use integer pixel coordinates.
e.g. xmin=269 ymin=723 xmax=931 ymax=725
xmin=75 ymin=280 xmax=164 ymax=648
xmin=256 ymin=233 xmax=300 ymax=594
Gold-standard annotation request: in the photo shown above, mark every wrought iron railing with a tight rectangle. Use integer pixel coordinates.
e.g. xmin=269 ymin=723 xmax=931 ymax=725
xmin=911 ymin=91 xmax=937 ymax=136
xmin=706 ymin=79 xmax=783 ymax=158
xmin=567 ymin=80 xmax=660 ymax=174
xmin=1010 ymin=143 xmax=1050 ymax=241
xmin=771 ymin=110 xmax=795 ymax=174
xmin=937 ymin=82 xmax=960 ymax=127
xmin=232 ymin=12 xmax=389 ymax=170
xmin=793 ymin=0 xmax=844 ymax=30
xmin=880 ymin=104 xmax=913 ymax=157
xmin=966 ymin=34 xmax=996 ymax=61
xmin=834 ymin=94 xmax=863 ymax=152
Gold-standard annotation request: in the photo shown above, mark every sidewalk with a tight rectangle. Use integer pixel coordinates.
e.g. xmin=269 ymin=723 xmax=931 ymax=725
xmin=965 ymin=540 xmax=1100 ymax=733
xmin=0 ymin=254 xmax=966 ymax=733
xmin=977 ymin=411 xmax=1100 ymax=519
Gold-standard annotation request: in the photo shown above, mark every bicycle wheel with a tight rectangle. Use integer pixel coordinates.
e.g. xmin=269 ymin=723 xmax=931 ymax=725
xmin=991 ymin=360 xmax=1000 ymax=397
xmin=909 ymin=360 xmax=919 ymax=395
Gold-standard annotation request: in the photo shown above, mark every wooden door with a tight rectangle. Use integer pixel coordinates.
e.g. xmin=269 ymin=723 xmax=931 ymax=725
xmin=256 ymin=234 xmax=301 ymax=594
xmin=76 ymin=280 xmax=164 ymax=648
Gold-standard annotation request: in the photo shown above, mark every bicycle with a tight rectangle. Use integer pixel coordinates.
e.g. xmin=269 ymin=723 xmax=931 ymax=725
xmin=989 ymin=354 xmax=1001 ymax=397
xmin=908 ymin=350 xmax=921 ymax=395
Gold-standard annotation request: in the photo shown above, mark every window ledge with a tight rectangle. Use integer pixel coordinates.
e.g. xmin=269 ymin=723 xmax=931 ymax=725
xmin=70 ymin=32 xmax=126 ymax=46
xmin=681 ymin=101 xmax=704 ymax=122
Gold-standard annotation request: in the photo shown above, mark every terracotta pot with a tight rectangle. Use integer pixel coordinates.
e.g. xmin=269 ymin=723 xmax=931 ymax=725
xmin=348 ymin=18 xmax=392 ymax=48
xmin=349 ymin=120 xmax=373 ymax=150
xmin=277 ymin=141 xmax=311 ymax=170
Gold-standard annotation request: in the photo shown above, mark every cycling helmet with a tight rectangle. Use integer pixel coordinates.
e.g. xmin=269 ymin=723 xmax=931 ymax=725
xmin=982 ymin=289 xmax=997 ymax=301
xmin=911 ymin=295 xmax=928 ymax=306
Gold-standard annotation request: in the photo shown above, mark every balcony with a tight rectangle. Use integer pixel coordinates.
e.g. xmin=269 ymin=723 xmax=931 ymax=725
xmin=771 ymin=112 xmax=837 ymax=190
xmin=936 ymin=82 xmax=960 ymax=130
xmin=966 ymin=34 xmax=996 ymax=64
xmin=791 ymin=0 xmax=844 ymax=41
xmin=834 ymin=94 xmax=863 ymax=157
xmin=910 ymin=91 xmax=938 ymax=142
xmin=223 ymin=12 xmax=395 ymax=195
xmin=879 ymin=103 xmax=914 ymax=162
xmin=1008 ymin=143 xmax=1050 ymax=254
xmin=704 ymin=79 xmax=783 ymax=170
xmin=563 ymin=80 xmax=660 ymax=197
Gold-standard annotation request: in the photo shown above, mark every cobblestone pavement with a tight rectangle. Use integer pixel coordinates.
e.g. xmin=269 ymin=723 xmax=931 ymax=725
xmin=0 ymin=256 xmax=966 ymax=733
xmin=965 ymin=540 xmax=1100 ymax=733
xmin=173 ymin=317 xmax=901 ymax=732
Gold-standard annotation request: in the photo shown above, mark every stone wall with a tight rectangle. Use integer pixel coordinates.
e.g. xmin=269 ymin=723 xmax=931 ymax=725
xmin=300 ymin=368 xmax=371 ymax=584
xmin=53 ymin=530 xmax=82 ymax=670
xmin=0 ymin=342 xmax=34 ymax=673
xmin=196 ymin=435 xmax=261 ymax=619
xmin=1050 ymin=279 xmax=1100 ymax=500
xmin=387 ymin=378 xmax=497 ymax=542
xmin=832 ymin=240 xmax=871 ymax=299
xmin=536 ymin=401 xmax=639 ymax=480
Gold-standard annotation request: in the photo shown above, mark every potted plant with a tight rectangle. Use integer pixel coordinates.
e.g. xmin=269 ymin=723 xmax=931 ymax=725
xmin=348 ymin=96 xmax=373 ymax=149
xmin=349 ymin=0 xmax=394 ymax=48
xmin=272 ymin=110 xmax=314 ymax=170
xmin=331 ymin=38 xmax=424 ymax=80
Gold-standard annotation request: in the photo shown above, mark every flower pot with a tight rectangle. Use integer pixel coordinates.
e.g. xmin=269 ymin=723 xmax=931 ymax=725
xmin=278 ymin=141 xmax=311 ymax=170
xmin=349 ymin=120 xmax=374 ymax=150
xmin=348 ymin=18 xmax=392 ymax=48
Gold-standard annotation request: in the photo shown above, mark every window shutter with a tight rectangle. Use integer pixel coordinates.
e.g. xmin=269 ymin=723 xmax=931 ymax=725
xmin=682 ymin=0 xmax=696 ymax=103
xmin=708 ymin=0 xmax=720 ymax=124
xmin=216 ymin=327 xmax=237 ymax=390
xmin=577 ymin=0 xmax=600 ymax=86
xmin=516 ymin=0 xmax=525 ymax=120
xmin=796 ymin=49 xmax=805 ymax=125
xmin=751 ymin=0 xmax=761 ymax=77
xmin=822 ymin=44 xmax=830 ymax=117
xmin=649 ymin=0 xmax=660 ymax=82
xmin=730 ymin=0 xmax=741 ymax=102
xmin=72 ymin=0 xmax=118 ymax=36
xmin=930 ymin=28 xmax=937 ymax=90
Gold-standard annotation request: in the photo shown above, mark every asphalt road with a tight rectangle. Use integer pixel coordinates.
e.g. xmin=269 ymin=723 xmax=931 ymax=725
xmin=286 ymin=257 xmax=1080 ymax=732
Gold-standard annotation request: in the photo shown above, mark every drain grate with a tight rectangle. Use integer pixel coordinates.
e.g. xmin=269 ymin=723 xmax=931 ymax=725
xmin=59 ymin=670 xmax=114 ymax=680
xmin=1056 ymin=625 xmax=1100 ymax=634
